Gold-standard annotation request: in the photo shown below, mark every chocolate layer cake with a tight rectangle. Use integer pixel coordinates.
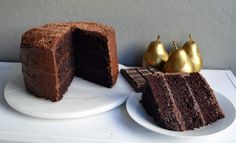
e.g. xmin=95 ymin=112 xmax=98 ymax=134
xmin=140 ymin=72 xmax=224 ymax=131
xmin=20 ymin=22 xmax=118 ymax=102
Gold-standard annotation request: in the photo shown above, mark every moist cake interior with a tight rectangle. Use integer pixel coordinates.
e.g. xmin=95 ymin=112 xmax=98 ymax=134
xmin=165 ymin=74 xmax=205 ymax=130
xmin=184 ymin=73 xmax=225 ymax=123
xmin=72 ymin=29 xmax=113 ymax=87
xmin=53 ymin=28 xmax=114 ymax=100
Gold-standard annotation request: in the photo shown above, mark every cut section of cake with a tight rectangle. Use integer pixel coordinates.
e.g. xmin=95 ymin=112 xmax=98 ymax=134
xmin=140 ymin=72 xmax=224 ymax=131
xmin=73 ymin=28 xmax=115 ymax=87
xmin=164 ymin=73 xmax=206 ymax=130
xmin=184 ymin=73 xmax=225 ymax=124
xmin=20 ymin=22 xmax=118 ymax=102
xmin=141 ymin=73 xmax=186 ymax=131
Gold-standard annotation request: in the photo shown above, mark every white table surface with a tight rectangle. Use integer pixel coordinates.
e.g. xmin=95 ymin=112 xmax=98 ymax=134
xmin=0 ymin=62 xmax=236 ymax=143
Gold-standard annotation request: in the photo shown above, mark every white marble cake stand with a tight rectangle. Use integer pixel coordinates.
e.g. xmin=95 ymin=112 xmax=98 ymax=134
xmin=4 ymin=64 xmax=133 ymax=119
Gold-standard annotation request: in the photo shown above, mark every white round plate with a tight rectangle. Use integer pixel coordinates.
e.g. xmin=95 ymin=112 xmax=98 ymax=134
xmin=4 ymin=64 xmax=132 ymax=119
xmin=126 ymin=92 xmax=236 ymax=138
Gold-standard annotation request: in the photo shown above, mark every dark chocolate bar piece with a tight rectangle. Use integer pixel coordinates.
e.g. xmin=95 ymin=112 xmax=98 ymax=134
xmin=121 ymin=67 xmax=159 ymax=92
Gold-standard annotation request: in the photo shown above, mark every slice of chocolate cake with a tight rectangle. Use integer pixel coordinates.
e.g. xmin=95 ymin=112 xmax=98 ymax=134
xmin=141 ymin=73 xmax=187 ymax=131
xmin=20 ymin=22 xmax=118 ymax=102
xmin=140 ymin=72 xmax=224 ymax=131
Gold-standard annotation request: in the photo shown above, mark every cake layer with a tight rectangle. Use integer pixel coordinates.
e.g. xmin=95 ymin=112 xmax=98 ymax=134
xmin=22 ymin=67 xmax=73 ymax=90
xmin=141 ymin=82 xmax=166 ymax=127
xmin=20 ymin=45 xmax=56 ymax=74
xmin=22 ymin=69 xmax=56 ymax=89
xmin=22 ymin=57 xmax=74 ymax=85
xmin=24 ymin=73 xmax=73 ymax=101
xmin=24 ymin=79 xmax=58 ymax=101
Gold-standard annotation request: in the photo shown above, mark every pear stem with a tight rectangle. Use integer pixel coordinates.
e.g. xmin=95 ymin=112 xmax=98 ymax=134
xmin=189 ymin=34 xmax=192 ymax=42
xmin=173 ymin=41 xmax=178 ymax=50
xmin=157 ymin=35 xmax=160 ymax=42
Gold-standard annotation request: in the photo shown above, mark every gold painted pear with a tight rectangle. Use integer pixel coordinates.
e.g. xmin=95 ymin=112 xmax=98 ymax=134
xmin=182 ymin=34 xmax=202 ymax=72
xmin=142 ymin=35 xmax=168 ymax=69
xmin=164 ymin=41 xmax=194 ymax=73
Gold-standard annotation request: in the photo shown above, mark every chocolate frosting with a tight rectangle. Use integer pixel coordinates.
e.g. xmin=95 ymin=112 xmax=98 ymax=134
xmin=20 ymin=22 xmax=118 ymax=101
